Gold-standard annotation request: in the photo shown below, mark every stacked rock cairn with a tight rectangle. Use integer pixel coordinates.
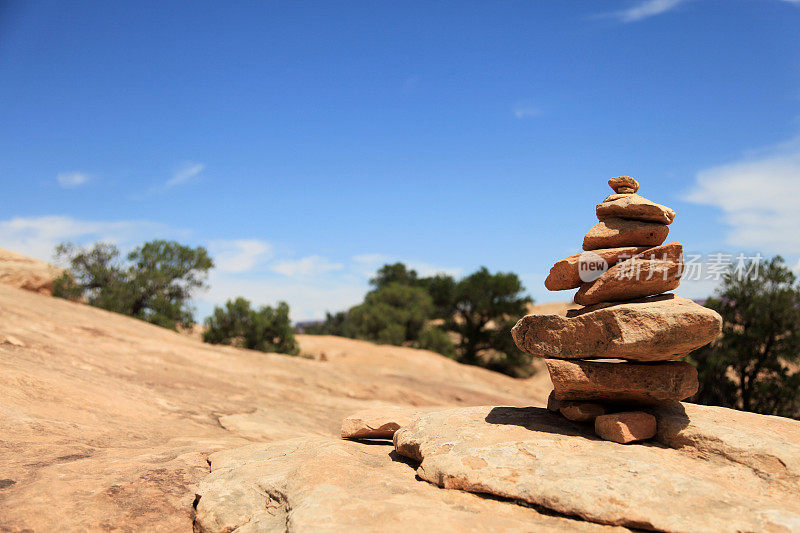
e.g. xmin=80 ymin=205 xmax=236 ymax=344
xmin=511 ymin=176 xmax=723 ymax=444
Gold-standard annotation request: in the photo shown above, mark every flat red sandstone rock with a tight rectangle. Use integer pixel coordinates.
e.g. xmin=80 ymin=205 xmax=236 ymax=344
xmin=574 ymin=243 xmax=683 ymax=305
xmin=544 ymin=246 xmax=648 ymax=291
xmin=341 ymin=406 xmax=430 ymax=439
xmin=595 ymin=412 xmax=656 ymax=443
xmin=583 ymin=218 xmax=669 ymax=251
xmin=545 ymin=359 xmax=699 ymax=405
xmin=512 ymin=294 xmax=722 ymax=362
xmin=596 ymin=194 xmax=676 ymax=225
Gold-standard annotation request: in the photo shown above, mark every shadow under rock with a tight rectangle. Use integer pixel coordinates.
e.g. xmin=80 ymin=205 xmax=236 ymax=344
xmin=388 ymin=449 xmax=419 ymax=468
xmin=484 ymin=406 xmax=598 ymax=440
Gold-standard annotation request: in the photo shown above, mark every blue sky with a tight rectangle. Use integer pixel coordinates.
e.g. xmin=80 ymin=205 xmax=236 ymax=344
xmin=1 ymin=0 xmax=799 ymax=319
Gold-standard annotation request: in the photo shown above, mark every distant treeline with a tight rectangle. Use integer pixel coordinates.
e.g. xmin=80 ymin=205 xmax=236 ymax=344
xmin=303 ymin=262 xmax=534 ymax=377
xmin=51 ymin=240 xmax=800 ymax=418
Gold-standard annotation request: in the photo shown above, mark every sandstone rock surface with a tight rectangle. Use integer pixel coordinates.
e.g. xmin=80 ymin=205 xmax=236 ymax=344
xmin=0 ymin=247 xmax=63 ymax=294
xmin=512 ymin=294 xmax=722 ymax=361
xmin=574 ymin=242 xmax=683 ymax=305
xmin=594 ymin=411 xmax=656 ymax=443
xmin=194 ymin=436 xmax=613 ymax=533
xmin=0 ymin=279 xmax=552 ymax=531
xmin=544 ymin=246 xmax=648 ymax=291
xmin=393 ymin=405 xmax=800 ymax=532
xmin=546 ymin=358 xmax=698 ymax=404
xmin=583 ymin=217 xmax=669 ymax=250
xmin=596 ymin=193 xmax=676 ymax=225
xmin=652 ymin=401 xmax=800 ymax=484
xmin=342 ymin=406 xmax=432 ymax=439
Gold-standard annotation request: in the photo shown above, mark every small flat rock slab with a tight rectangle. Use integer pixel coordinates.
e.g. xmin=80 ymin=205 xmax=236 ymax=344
xmin=546 ymin=358 xmax=698 ymax=405
xmin=341 ymin=406 xmax=431 ymax=439
xmin=594 ymin=412 xmax=656 ymax=443
xmin=596 ymin=194 xmax=676 ymax=225
xmin=559 ymin=401 xmax=606 ymax=422
xmin=393 ymin=405 xmax=800 ymax=533
xmin=194 ymin=436 xmax=613 ymax=533
xmin=583 ymin=218 xmax=669 ymax=250
xmin=544 ymin=246 xmax=649 ymax=291
xmin=512 ymin=294 xmax=722 ymax=362
xmin=574 ymin=242 xmax=683 ymax=306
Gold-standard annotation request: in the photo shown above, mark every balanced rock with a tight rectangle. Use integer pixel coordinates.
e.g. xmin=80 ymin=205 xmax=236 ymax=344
xmin=512 ymin=294 xmax=722 ymax=362
xmin=597 ymin=193 xmax=676 ymax=225
xmin=341 ymin=406 xmax=428 ymax=439
xmin=583 ymin=218 xmax=668 ymax=250
xmin=560 ymin=401 xmax=606 ymax=422
xmin=574 ymin=242 xmax=683 ymax=306
xmin=595 ymin=412 xmax=656 ymax=444
xmin=608 ymin=176 xmax=639 ymax=194
xmin=544 ymin=246 xmax=649 ymax=291
xmin=545 ymin=359 xmax=698 ymax=405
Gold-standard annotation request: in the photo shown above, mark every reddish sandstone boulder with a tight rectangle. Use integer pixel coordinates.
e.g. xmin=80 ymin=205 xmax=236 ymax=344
xmin=545 ymin=359 xmax=698 ymax=405
xmin=512 ymin=294 xmax=722 ymax=362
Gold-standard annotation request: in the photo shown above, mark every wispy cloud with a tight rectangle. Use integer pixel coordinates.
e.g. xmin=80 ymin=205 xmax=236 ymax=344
xmin=0 ymin=215 xmax=180 ymax=262
xmin=0 ymin=214 xmax=470 ymax=320
xmin=57 ymin=172 xmax=90 ymax=188
xmin=352 ymin=253 xmax=463 ymax=279
xmin=512 ymin=104 xmax=542 ymax=119
xmin=271 ymin=255 xmax=344 ymax=277
xmin=166 ymin=162 xmax=204 ymax=188
xmin=208 ymin=239 xmax=272 ymax=273
xmin=606 ymin=0 xmax=689 ymax=23
xmin=686 ymin=135 xmax=800 ymax=254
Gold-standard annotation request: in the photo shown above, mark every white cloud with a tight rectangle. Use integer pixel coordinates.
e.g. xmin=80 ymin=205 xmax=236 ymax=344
xmin=271 ymin=255 xmax=344 ymax=277
xmin=199 ymin=272 xmax=367 ymax=321
xmin=512 ymin=105 xmax=542 ymax=119
xmin=208 ymin=239 xmax=272 ymax=273
xmin=166 ymin=162 xmax=204 ymax=188
xmin=686 ymin=135 xmax=800 ymax=254
xmin=352 ymin=253 xmax=462 ymax=279
xmin=0 ymin=215 xmax=178 ymax=262
xmin=607 ymin=0 xmax=688 ymax=23
xmin=57 ymin=172 xmax=90 ymax=188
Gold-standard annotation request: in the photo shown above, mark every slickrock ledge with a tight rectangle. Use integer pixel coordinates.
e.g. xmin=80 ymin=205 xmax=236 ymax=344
xmin=392 ymin=405 xmax=800 ymax=533
xmin=511 ymin=294 xmax=722 ymax=362
xmin=193 ymin=436 xmax=613 ymax=533
xmin=545 ymin=359 xmax=699 ymax=404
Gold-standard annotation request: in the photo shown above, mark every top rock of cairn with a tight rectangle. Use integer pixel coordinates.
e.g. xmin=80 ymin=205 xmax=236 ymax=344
xmin=512 ymin=177 xmax=722 ymax=443
xmin=608 ymin=175 xmax=639 ymax=194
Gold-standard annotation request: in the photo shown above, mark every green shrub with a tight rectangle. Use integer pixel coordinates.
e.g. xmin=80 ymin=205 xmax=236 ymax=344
xmin=203 ymin=297 xmax=299 ymax=355
xmin=691 ymin=256 xmax=800 ymax=419
xmin=53 ymin=240 xmax=213 ymax=330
